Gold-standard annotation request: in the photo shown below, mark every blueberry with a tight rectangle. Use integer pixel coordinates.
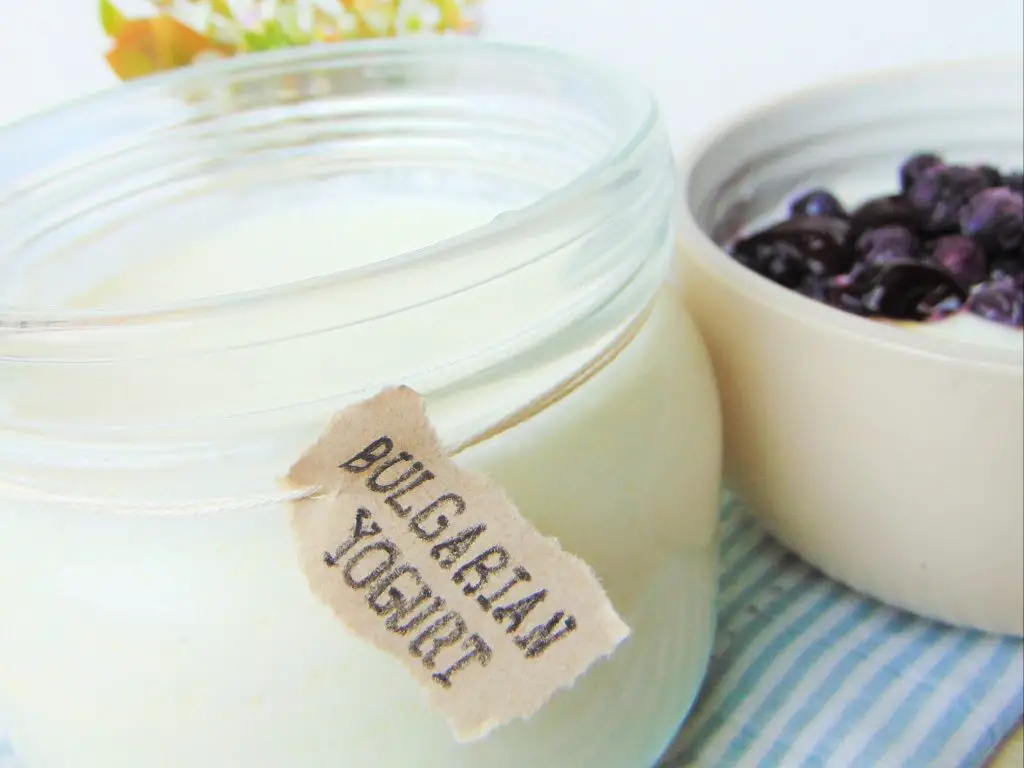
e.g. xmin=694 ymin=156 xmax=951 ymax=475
xmin=927 ymin=292 xmax=967 ymax=321
xmin=798 ymin=276 xmax=830 ymax=303
xmin=776 ymin=216 xmax=854 ymax=276
xmin=821 ymin=272 xmax=871 ymax=316
xmin=899 ymin=152 xmax=944 ymax=192
xmin=730 ymin=230 xmax=810 ymax=288
xmin=966 ymin=276 xmax=1024 ymax=327
xmin=730 ymin=216 xmax=853 ymax=285
xmin=764 ymin=243 xmax=810 ymax=287
xmin=907 ymin=164 xmax=992 ymax=233
xmin=1006 ymin=172 xmax=1024 ymax=194
xmin=855 ymin=225 xmax=920 ymax=266
xmin=789 ymin=188 xmax=848 ymax=219
xmin=829 ymin=260 xmax=966 ymax=320
xmin=930 ymin=235 xmax=988 ymax=287
xmin=959 ymin=187 xmax=1024 ymax=256
xmin=847 ymin=195 xmax=919 ymax=243
xmin=975 ymin=164 xmax=1003 ymax=187
xmin=991 ymin=258 xmax=1024 ymax=284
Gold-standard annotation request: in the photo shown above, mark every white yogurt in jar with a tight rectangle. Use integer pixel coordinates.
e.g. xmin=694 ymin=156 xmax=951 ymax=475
xmin=0 ymin=200 xmax=722 ymax=768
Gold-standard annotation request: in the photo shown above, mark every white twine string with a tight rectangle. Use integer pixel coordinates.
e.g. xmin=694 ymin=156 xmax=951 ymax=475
xmin=0 ymin=478 xmax=323 ymax=516
xmin=0 ymin=424 xmax=500 ymax=517
xmin=0 ymin=306 xmax=648 ymax=517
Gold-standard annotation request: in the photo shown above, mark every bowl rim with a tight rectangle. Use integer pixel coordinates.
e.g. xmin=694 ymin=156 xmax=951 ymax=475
xmin=675 ymin=56 xmax=1024 ymax=372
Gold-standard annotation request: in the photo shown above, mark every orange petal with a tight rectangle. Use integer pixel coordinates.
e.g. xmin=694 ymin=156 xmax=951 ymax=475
xmin=105 ymin=16 xmax=233 ymax=80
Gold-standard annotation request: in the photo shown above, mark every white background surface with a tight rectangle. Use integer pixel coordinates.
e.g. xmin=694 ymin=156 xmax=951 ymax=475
xmin=486 ymin=0 xmax=1024 ymax=151
xmin=0 ymin=4 xmax=1021 ymax=767
xmin=2 ymin=0 xmax=1023 ymax=151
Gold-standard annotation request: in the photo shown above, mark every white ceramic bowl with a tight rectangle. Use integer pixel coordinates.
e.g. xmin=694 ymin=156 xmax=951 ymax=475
xmin=674 ymin=59 xmax=1024 ymax=636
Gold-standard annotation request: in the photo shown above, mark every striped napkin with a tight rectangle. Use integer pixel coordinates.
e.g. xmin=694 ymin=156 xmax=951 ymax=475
xmin=660 ymin=496 xmax=1024 ymax=768
xmin=2 ymin=497 xmax=1021 ymax=768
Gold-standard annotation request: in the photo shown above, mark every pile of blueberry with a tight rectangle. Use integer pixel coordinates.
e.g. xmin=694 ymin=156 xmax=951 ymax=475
xmin=727 ymin=153 xmax=1024 ymax=328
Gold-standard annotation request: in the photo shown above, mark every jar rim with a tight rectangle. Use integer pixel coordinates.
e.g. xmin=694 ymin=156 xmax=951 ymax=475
xmin=0 ymin=38 xmax=659 ymax=333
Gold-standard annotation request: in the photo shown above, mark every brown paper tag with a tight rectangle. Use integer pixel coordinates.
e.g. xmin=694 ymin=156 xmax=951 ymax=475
xmin=286 ymin=386 xmax=630 ymax=742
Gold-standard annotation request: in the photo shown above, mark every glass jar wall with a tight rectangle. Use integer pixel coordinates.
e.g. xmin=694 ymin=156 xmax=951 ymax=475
xmin=0 ymin=40 xmax=722 ymax=768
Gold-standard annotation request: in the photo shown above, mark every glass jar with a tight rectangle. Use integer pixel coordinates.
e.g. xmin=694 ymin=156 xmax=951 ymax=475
xmin=0 ymin=39 xmax=721 ymax=768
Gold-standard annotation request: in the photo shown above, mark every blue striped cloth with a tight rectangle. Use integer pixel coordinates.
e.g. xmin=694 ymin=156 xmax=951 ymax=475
xmin=660 ymin=496 xmax=1024 ymax=768
xmin=2 ymin=496 xmax=1021 ymax=767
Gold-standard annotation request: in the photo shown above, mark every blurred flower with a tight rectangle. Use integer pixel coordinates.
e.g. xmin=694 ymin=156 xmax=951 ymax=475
xmin=105 ymin=14 xmax=235 ymax=80
xmin=100 ymin=0 xmax=482 ymax=80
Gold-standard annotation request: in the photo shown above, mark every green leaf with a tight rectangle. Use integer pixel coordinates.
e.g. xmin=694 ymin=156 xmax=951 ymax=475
xmin=99 ymin=0 xmax=128 ymax=37
xmin=242 ymin=19 xmax=302 ymax=52
xmin=209 ymin=0 xmax=235 ymax=19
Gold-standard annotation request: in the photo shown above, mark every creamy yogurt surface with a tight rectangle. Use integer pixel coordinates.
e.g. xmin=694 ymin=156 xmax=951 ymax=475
xmin=0 ymin=199 xmax=722 ymax=768
xmin=67 ymin=198 xmax=500 ymax=308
